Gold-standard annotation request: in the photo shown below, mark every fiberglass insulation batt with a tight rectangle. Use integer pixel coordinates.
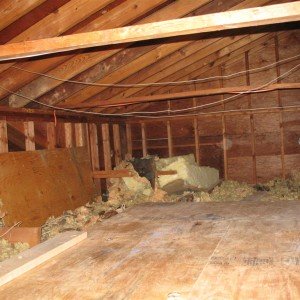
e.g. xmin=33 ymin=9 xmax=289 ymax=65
xmin=156 ymin=154 xmax=219 ymax=193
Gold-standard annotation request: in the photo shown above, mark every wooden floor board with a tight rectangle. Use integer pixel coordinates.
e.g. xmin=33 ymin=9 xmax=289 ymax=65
xmin=0 ymin=197 xmax=299 ymax=299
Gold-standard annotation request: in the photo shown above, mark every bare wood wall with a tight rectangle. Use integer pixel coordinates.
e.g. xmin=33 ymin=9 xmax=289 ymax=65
xmin=125 ymin=33 xmax=300 ymax=183
xmin=0 ymin=115 xmax=127 ymax=193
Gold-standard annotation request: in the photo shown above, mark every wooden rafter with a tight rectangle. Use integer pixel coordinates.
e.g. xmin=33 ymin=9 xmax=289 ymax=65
xmin=63 ymin=83 xmax=300 ymax=109
xmin=0 ymin=2 xmax=299 ymax=61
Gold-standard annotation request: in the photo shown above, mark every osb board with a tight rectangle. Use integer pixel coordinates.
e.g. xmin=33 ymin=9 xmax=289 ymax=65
xmin=0 ymin=147 xmax=95 ymax=226
xmin=0 ymin=200 xmax=299 ymax=299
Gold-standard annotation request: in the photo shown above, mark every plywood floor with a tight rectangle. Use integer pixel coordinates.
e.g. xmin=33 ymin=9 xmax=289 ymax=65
xmin=1 ymin=196 xmax=300 ymax=299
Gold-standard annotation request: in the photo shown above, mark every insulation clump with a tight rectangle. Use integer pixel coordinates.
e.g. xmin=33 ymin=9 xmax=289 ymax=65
xmin=0 ymin=239 xmax=29 ymax=262
xmin=259 ymin=170 xmax=300 ymax=201
xmin=41 ymin=196 xmax=117 ymax=241
xmin=107 ymin=160 xmax=157 ymax=207
xmin=155 ymin=154 xmax=219 ymax=193
xmin=193 ymin=180 xmax=255 ymax=202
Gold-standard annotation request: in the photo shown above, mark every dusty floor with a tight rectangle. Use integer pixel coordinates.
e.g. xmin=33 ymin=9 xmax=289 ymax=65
xmin=0 ymin=194 xmax=299 ymax=299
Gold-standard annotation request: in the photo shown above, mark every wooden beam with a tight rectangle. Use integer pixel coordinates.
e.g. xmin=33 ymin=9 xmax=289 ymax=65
xmin=0 ymin=0 xmax=47 ymax=32
xmin=274 ymin=35 xmax=286 ymax=180
xmin=66 ymin=82 xmax=300 ymax=109
xmin=64 ymin=123 xmax=73 ymax=148
xmin=24 ymin=121 xmax=35 ymax=151
xmin=141 ymin=123 xmax=147 ymax=157
xmin=245 ymin=51 xmax=257 ymax=184
xmin=167 ymin=121 xmax=173 ymax=157
xmin=128 ymin=105 xmax=300 ymax=123
xmin=0 ymin=231 xmax=87 ymax=287
xmin=101 ymin=124 xmax=112 ymax=171
xmin=88 ymin=123 xmax=101 ymax=191
xmin=75 ymin=123 xmax=85 ymax=147
xmin=0 ymin=106 xmax=123 ymax=123
xmin=125 ymin=123 xmax=133 ymax=159
xmin=112 ymin=124 xmax=122 ymax=166
xmin=93 ymin=170 xmax=133 ymax=179
xmin=0 ymin=119 xmax=9 ymax=153
xmin=46 ymin=122 xmax=56 ymax=150
xmin=1 ymin=2 xmax=299 ymax=61
xmin=93 ymin=169 xmax=177 ymax=179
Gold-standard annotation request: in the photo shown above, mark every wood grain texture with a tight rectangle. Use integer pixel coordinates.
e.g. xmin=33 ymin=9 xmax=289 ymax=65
xmin=0 ymin=147 xmax=95 ymax=226
xmin=1 ymin=2 xmax=299 ymax=60
xmin=0 ymin=231 xmax=87 ymax=287
xmin=0 ymin=200 xmax=299 ymax=299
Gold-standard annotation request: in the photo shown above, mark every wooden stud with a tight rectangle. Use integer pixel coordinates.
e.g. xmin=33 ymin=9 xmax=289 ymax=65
xmin=64 ymin=123 xmax=73 ymax=148
xmin=192 ymin=96 xmax=200 ymax=165
xmin=112 ymin=124 xmax=122 ymax=166
xmin=88 ymin=123 xmax=101 ymax=191
xmin=167 ymin=121 xmax=173 ymax=157
xmin=101 ymin=123 xmax=112 ymax=170
xmin=220 ymin=66 xmax=228 ymax=180
xmin=0 ymin=119 xmax=8 ymax=153
xmin=245 ymin=51 xmax=257 ymax=184
xmin=1 ymin=2 xmax=299 ymax=61
xmin=46 ymin=122 xmax=56 ymax=150
xmin=274 ymin=35 xmax=286 ymax=179
xmin=75 ymin=123 xmax=85 ymax=147
xmin=125 ymin=123 xmax=133 ymax=159
xmin=24 ymin=121 xmax=35 ymax=151
xmin=141 ymin=123 xmax=147 ymax=157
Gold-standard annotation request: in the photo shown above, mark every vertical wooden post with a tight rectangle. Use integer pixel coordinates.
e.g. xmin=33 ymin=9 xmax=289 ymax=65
xmin=88 ymin=123 xmax=101 ymax=191
xmin=192 ymin=94 xmax=200 ymax=165
xmin=125 ymin=123 xmax=132 ymax=159
xmin=141 ymin=122 xmax=147 ymax=157
xmin=0 ymin=119 xmax=8 ymax=153
xmin=274 ymin=35 xmax=286 ymax=179
xmin=64 ymin=122 xmax=72 ymax=148
xmin=46 ymin=122 xmax=56 ymax=149
xmin=24 ymin=121 xmax=35 ymax=151
xmin=219 ymin=66 xmax=228 ymax=179
xmin=102 ymin=123 xmax=112 ymax=170
xmin=75 ymin=123 xmax=85 ymax=147
xmin=245 ymin=52 xmax=257 ymax=184
xmin=112 ymin=124 xmax=122 ymax=165
xmin=167 ymin=121 xmax=173 ymax=157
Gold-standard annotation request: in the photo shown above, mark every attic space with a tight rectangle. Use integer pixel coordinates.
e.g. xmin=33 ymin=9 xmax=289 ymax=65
xmin=0 ymin=0 xmax=299 ymax=299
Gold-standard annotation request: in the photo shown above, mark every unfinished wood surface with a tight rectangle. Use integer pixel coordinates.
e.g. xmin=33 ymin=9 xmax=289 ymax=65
xmin=46 ymin=122 xmax=56 ymax=150
xmin=0 ymin=227 xmax=41 ymax=248
xmin=93 ymin=170 xmax=133 ymax=179
xmin=141 ymin=123 xmax=147 ymax=157
xmin=167 ymin=121 xmax=173 ymax=157
xmin=0 ymin=199 xmax=299 ymax=299
xmin=23 ymin=121 xmax=35 ymax=151
xmin=1 ymin=2 xmax=300 ymax=60
xmin=71 ymin=83 xmax=300 ymax=109
xmin=0 ymin=231 xmax=87 ymax=288
xmin=74 ymin=123 xmax=85 ymax=147
xmin=113 ymin=124 xmax=122 ymax=166
xmin=102 ymin=123 xmax=112 ymax=171
xmin=0 ymin=120 xmax=8 ymax=153
xmin=64 ymin=122 xmax=72 ymax=148
xmin=126 ymin=123 xmax=133 ymax=159
xmin=0 ymin=147 xmax=94 ymax=226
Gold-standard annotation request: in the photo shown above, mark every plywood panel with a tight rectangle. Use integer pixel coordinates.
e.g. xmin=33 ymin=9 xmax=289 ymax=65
xmin=0 ymin=147 xmax=95 ymax=226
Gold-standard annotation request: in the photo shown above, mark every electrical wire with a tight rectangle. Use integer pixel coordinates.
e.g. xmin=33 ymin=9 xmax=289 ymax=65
xmin=96 ymin=63 xmax=300 ymax=116
xmin=0 ymin=61 xmax=299 ymax=118
xmin=10 ymin=53 xmax=300 ymax=88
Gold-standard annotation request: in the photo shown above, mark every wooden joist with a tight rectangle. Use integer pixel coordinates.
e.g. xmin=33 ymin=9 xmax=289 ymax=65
xmin=0 ymin=2 xmax=299 ymax=61
xmin=65 ymin=82 xmax=300 ymax=109
xmin=93 ymin=169 xmax=177 ymax=179
xmin=128 ymin=105 xmax=300 ymax=123
xmin=0 ymin=106 xmax=123 ymax=123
